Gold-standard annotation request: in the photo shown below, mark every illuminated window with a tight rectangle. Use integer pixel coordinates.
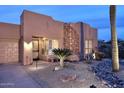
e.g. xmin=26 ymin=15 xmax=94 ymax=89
xmin=85 ymin=49 xmax=89 ymax=54
xmin=52 ymin=40 xmax=58 ymax=49
xmin=48 ymin=40 xmax=59 ymax=55
xmin=32 ymin=37 xmax=59 ymax=59
xmin=41 ymin=38 xmax=59 ymax=55
xmin=32 ymin=41 xmax=38 ymax=51
xmin=85 ymin=40 xmax=88 ymax=48
xmin=85 ymin=40 xmax=92 ymax=54
xmin=89 ymin=41 xmax=92 ymax=48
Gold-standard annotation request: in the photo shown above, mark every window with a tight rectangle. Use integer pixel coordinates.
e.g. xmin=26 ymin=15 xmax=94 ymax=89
xmin=32 ymin=37 xmax=59 ymax=59
xmin=85 ymin=40 xmax=92 ymax=54
xmin=32 ymin=40 xmax=38 ymax=51
xmin=85 ymin=40 xmax=88 ymax=48
xmin=89 ymin=41 xmax=92 ymax=48
xmin=85 ymin=49 xmax=89 ymax=54
xmin=52 ymin=40 xmax=58 ymax=49
xmin=32 ymin=38 xmax=39 ymax=60
xmin=48 ymin=40 xmax=58 ymax=55
xmin=41 ymin=38 xmax=58 ymax=55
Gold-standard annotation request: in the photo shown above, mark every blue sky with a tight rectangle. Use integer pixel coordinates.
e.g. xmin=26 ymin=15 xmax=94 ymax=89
xmin=0 ymin=5 xmax=124 ymax=41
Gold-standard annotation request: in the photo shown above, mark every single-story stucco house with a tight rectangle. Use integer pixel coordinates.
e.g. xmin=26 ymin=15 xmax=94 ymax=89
xmin=0 ymin=10 xmax=97 ymax=65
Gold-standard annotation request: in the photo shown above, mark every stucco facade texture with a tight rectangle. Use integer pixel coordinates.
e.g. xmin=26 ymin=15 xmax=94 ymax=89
xmin=0 ymin=23 xmax=20 ymax=63
xmin=0 ymin=10 xmax=97 ymax=65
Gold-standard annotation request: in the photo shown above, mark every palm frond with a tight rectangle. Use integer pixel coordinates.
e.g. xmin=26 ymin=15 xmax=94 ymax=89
xmin=52 ymin=48 xmax=72 ymax=59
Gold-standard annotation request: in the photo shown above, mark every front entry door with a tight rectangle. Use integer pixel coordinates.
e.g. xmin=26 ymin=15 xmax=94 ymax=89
xmin=32 ymin=38 xmax=39 ymax=60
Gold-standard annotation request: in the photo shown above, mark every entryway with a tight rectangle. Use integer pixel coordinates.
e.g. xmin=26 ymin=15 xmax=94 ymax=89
xmin=32 ymin=37 xmax=59 ymax=61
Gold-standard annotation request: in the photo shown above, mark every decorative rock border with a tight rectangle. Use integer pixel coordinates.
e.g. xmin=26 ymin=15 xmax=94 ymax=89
xmin=91 ymin=61 xmax=124 ymax=88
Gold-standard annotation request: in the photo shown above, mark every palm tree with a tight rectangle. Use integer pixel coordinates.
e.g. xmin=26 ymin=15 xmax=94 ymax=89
xmin=52 ymin=48 xmax=72 ymax=68
xmin=110 ymin=5 xmax=119 ymax=71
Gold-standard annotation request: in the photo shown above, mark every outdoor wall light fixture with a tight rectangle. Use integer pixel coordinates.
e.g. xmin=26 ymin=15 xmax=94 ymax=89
xmin=42 ymin=37 xmax=47 ymax=40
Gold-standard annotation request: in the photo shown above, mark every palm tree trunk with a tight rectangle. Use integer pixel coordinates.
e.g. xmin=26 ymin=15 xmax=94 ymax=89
xmin=60 ymin=58 xmax=64 ymax=68
xmin=110 ymin=5 xmax=119 ymax=72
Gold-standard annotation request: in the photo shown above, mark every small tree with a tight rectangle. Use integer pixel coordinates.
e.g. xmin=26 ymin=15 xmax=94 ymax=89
xmin=52 ymin=48 xmax=72 ymax=68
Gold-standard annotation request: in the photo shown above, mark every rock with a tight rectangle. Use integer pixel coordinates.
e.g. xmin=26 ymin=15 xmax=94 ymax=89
xmin=90 ymin=84 xmax=97 ymax=88
xmin=67 ymin=54 xmax=80 ymax=62
xmin=54 ymin=66 xmax=62 ymax=71
xmin=90 ymin=61 xmax=124 ymax=88
xmin=76 ymin=79 xmax=85 ymax=83
xmin=107 ymin=84 xmax=112 ymax=88
xmin=113 ymin=84 xmax=117 ymax=88
xmin=101 ymin=80 xmax=107 ymax=85
xmin=60 ymin=74 xmax=77 ymax=83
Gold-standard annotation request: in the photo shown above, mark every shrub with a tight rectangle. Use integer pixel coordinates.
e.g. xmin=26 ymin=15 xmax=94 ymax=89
xmin=95 ymin=51 xmax=104 ymax=60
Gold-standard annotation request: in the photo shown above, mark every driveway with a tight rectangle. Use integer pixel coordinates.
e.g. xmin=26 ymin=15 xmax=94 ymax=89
xmin=0 ymin=63 xmax=40 ymax=88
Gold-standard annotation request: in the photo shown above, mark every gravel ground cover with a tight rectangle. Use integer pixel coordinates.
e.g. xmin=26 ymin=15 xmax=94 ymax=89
xmin=24 ymin=61 xmax=108 ymax=88
xmin=91 ymin=60 xmax=124 ymax=88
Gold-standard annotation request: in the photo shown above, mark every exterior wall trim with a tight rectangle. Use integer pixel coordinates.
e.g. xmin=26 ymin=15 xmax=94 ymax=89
xmin=80 ymin=22 xmax=84 ymax=61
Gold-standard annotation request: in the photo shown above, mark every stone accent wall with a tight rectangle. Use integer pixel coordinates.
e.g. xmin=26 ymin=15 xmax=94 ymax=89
xmin=63 ymin=23 xmax=80 ymax=54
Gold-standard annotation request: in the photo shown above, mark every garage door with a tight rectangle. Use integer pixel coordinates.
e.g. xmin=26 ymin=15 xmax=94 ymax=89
xmin=0 ymin=39 xmax=18 ymax=63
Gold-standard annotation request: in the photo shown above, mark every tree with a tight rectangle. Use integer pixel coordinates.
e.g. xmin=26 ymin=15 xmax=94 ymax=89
xmin=110 ymin=5 xmax=119 ymax=71
xmin=52 ymin=48 xmax=72 ymax=68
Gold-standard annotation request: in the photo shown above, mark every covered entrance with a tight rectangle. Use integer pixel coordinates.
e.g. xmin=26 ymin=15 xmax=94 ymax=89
xmin=32 ymin=37 xmax=59 ymax=61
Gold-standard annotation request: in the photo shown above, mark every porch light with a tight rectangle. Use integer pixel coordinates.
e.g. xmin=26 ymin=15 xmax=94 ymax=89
xmin=42 ymin=37 xmax=47 ymax=40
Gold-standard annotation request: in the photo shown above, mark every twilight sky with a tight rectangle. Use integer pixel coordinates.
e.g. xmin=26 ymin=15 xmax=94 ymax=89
xmin=0 ymin=5 xmax=124 ymax=41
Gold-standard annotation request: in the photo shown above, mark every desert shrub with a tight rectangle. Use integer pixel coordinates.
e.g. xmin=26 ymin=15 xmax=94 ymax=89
xmin=95 ymin=51 xmax=104 ymax=60
xmin=52 ymin=48 xmax=72 ymax=68
xmin=84 ymin=54 xmax=93 ymax=64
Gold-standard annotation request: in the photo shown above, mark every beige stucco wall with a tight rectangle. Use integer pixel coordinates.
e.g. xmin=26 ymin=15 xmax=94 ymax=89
xmin=0 ymin=22 xmax=20 ymax=39
xmin=0 ymin=10 xmax=97 ymax=65
xmin=91 ymin=28 xmax=98 ymax=49
xmin=83 ymin=23 xmax=98 ymax=56
xmin=0 ymin=22 xmax=20 ymax=63
xmin=21 ymin=10 xmax=64 ymax=65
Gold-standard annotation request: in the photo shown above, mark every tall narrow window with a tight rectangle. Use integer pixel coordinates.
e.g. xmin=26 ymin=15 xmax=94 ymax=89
xmin=52 ymin=40 xmax=58 ymax=49
xmin=48 ymin=39 xmax=59 ymax=55
xmin=85 ymin=40 xmax=93 ymax=54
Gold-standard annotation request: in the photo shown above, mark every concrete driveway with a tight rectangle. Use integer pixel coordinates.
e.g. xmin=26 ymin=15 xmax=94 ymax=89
xmin=0 ymin=63 xmax=40 ymax=88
